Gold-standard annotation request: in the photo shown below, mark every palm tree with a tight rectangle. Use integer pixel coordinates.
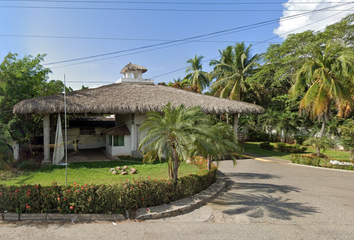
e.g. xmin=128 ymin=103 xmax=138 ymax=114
xmin=191 ymin=121 xmax=238 ymax=170
xmin=184 ymin=55 xmax=210 ymax=93
xmin=291 ymin=41 xmax=354 ymax=138
xmin=139 ymin=103 xmax=210 ymax=182
xmin=210 ymin=42 xmax=260 ymax=101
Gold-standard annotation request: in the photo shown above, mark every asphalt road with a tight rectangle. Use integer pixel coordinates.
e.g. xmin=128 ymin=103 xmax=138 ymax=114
xmin=1 ymin=158 xmax=354 ymax=240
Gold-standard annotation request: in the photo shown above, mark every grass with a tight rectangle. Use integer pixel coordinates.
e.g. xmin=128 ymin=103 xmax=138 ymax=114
xmin=0 ymin=160 xmax=200 ymax=186
xmin=244 ymin=142 xmax=351 ymax=161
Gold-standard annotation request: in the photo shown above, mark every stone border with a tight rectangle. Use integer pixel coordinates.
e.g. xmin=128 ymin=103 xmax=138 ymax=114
xmin=1 ymin=213 xmax=125 ymax=222
xmin=0 ymin=177 xmax=225 ymax=222
xmin=134 ymin=178 xmax=226 ymax=220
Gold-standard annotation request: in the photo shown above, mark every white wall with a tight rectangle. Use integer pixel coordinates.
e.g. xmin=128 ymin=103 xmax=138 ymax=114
xmin=66 ymin=127 xmax=106 ymax=150
xmin=105 ymin=134 xmax=132 ymax=156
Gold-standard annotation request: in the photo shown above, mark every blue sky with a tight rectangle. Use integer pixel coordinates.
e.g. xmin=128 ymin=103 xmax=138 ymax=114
xmin=1 ymin=0 xmax=354 ymax=90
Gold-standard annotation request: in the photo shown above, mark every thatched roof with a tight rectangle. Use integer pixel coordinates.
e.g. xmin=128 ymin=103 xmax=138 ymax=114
xmin=120 ymin=63 xmax=147 ymax=74
xmin=102 ymin=124 xmax=131 ymax=136
xmin=13 ymin=83 xmax=265 ymax=115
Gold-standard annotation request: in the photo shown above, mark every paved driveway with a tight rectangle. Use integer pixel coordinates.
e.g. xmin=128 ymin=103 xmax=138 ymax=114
xmin=150 ymin=158 xmax=354 ymax=239
xmin=1 ymin=158 xmax=354 ymax=240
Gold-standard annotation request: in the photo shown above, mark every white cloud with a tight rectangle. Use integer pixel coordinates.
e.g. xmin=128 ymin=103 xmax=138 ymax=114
xmin=274 ymin=0 xmax=354 ymax=38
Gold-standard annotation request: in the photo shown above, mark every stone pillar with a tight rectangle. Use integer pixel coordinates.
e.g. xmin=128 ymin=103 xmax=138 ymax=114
xmin=42 ymin=114 xmax=51 ymax=165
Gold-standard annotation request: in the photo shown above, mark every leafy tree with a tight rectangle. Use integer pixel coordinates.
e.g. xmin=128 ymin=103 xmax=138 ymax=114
xmin=0 ymin=53 xmax=68 ymax=145
xmin=210 ymin=42 xmax=260 ymax=101
xmin=291 ymin=41 xmax=354 ymax=138
xmin=339 ymin=119 xmax=354 ymax=160
xmin=184 ymin=55 xmax=210 ymax=93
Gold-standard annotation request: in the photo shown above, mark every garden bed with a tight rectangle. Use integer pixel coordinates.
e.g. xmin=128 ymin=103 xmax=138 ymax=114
xmin=0 ymin=157 xmax=217 ymax=214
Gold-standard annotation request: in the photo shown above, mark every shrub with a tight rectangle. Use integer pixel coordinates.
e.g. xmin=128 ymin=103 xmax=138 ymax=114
xmin=248 ymin=129 xmax=272 ymax=142
xmin=276 ymin=142 xmax=288 ymax=152
xmin=0 ymin=157 xmax=217 ymax=214
xmin=259 ymin=142 xmax=274 ymax=150
xmin=17 ymin=160 xmax=41 ymax=171
xmin=291 ymin=154 xmax=353 ymax=170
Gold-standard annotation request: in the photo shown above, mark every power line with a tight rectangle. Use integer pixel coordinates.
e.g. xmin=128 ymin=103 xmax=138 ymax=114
xmin=1 ymin=5 xmax=354 ymax=11
xmin=0 ymin=34 xmax=281 ymax=44
xmin=44 ymin=1 xmax=352 ymax=67
xmin=0 ymin=0 xmax=351 ymax=4
xmin=151 ymin=5 xmax=354 ymax=80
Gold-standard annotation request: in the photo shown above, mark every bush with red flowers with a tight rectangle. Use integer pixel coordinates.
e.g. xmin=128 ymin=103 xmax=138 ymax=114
xmin=0 ymin=157 xmax=216 ymax=214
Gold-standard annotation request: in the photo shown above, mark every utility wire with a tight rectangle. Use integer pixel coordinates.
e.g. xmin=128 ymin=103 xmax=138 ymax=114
xmin=44 ymin=1 xmax=353 ymax=67
xmin=0 ymin=0 xmax=350 ymax=4
xmin=0 ymin=34 xmax=281 ymax=44
xmin=1 ymin=5 xmax=354 ymax=11
xmin=151 ymin=5 xmax=354 ymax=80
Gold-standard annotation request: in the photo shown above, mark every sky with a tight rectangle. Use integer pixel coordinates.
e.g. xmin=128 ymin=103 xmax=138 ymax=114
xmin=1 ymin=0 xmax=354 ymax=90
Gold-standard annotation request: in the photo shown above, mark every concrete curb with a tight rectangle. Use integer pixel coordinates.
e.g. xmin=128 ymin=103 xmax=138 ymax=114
xmin=1 ymin=213 xmax=125 ymax=222
xmin=0 ymin=178 xmax=226 ymax=223
xmin=134 ymin=178 xmax=226 ymax=220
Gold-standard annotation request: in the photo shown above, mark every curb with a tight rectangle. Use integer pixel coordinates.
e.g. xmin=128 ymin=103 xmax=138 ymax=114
xmin=1 ymin=213 xmax=125 ymax=222
xmin=134 ymin=178 xmax=226 ymax=220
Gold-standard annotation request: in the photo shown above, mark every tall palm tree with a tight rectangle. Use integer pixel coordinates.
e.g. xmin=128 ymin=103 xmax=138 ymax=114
xmin=210 ymin=42 xmax=260 ymax=101
xmin=184 ymin=55 xmax=210 ymax=93
xmin=139 ymin=103 xmax=210 ymax=182
xmin=291 ymin=41 xmax=354 ymax=138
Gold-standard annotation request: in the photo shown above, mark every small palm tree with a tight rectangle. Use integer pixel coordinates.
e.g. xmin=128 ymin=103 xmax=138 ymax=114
xmin=139 ymin=103 xmax=210 ymax=182
xmin=191 ymin=121 xmax=239 ymax=170
xmin=184 ymin=55 xmax=210 ymax=93
xmin=304 ymin=136 xmax=336 ymax=156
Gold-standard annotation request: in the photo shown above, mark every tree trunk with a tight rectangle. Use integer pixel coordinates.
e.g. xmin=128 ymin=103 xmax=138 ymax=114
xmin=316 ymin=147 xmax=321 ymax=155
xmin=350 ymin=149 xmax=353 ymax=161
xmin=172 ymin=149 xmax=179 ymax=183
xmin=319 ymin=120 xmax=326 ymax=138
xmin=207 ymin=154 xmax=211 ymax=171
xmin=168 ymin=158 xmax=174 ymax=179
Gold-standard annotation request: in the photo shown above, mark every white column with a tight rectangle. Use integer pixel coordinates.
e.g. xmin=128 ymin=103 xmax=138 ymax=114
xmin=233 ymin=113 xmax=239 ymax=141
xmin=42 ymin=114 xmax=51 ymax=164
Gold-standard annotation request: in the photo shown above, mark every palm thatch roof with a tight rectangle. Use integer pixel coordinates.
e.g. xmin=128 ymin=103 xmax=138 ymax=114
xmin=102 ymin=124 xmax=131 ymax=136
xmin=120 ymin=63 xmax=147 ymax=74
xmin=13 ymin=83 xmax=264 ymax=115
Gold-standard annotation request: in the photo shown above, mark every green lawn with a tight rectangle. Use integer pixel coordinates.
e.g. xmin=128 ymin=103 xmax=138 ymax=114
xmin=243 ymin=142 xmax=351 ymax=161
xmin=0 ymin=160 xmax=199 ymax=186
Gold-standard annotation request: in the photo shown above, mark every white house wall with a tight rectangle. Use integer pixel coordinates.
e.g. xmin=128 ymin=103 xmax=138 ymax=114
xmin=66 ymin=127 xmax=106 ymax=150
xmin=105 ymin=113 xmax=147 ymax=157
xmin=105 ymin=134 xmax=132 ymax=156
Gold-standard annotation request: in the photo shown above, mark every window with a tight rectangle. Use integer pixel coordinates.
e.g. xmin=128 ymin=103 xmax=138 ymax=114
xmin=113 ymin=135 xmax=124 ymax=146
xmin=80 ymin=127 xmax=95 ymax=135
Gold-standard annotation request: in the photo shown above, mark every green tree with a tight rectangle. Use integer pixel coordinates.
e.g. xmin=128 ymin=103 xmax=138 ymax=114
xmin=210 ymin=42 xmax=260 ymax=101
xmin=291 ymin=41 xmax=354 ymax=138
xmin=191 ymin=121 xmax=238 ymax=170
xmin=0 ymin=53 xmax=67 ymax=144
xmin=139 ymin=103 xmax=238 ymax=181
xmin=184 ymin=55 xmax=210 ymax=93
xmin=339 ymin=119 xmax=354 ymax=160
xmin=303 ymin=136 xmax=336 ymax=156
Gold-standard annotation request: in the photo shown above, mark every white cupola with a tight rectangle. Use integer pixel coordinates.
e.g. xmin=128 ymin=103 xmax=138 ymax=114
xmin=115 ymin=62 xmax=154 ymax=84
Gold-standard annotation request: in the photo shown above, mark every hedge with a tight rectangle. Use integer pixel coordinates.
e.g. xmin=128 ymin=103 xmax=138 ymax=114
xmin=291 ymin=154 xmax=354 ymax=170
xmin=0 ymin=157 xmax=217 ymax=214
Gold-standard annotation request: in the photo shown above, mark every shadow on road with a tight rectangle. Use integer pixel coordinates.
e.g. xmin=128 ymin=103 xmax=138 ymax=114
xmin=225 ymin=172 xmax=281 ymax=180
xmin=217 ymin=193 xmax=318 ymax=220
xmin=234 ymin=182 xmax=301 ymax=194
